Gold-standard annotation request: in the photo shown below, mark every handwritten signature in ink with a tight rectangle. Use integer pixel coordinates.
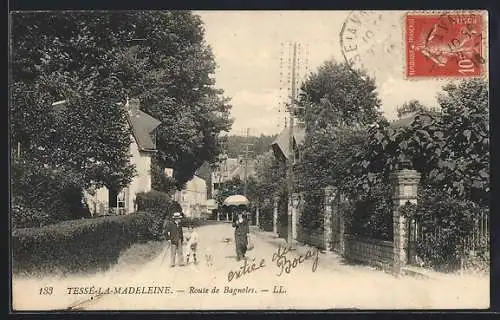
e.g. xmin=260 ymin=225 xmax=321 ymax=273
xmin=271 ymin=245 xmax=319 ymax=277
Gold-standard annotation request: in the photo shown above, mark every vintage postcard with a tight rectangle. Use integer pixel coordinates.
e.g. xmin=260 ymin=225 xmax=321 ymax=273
xmin=10 ymin=10 xmax=490 ymax=311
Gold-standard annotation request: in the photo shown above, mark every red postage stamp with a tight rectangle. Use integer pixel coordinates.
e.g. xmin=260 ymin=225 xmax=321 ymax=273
xmin=405 ymin=12 xmax=485 ymax=78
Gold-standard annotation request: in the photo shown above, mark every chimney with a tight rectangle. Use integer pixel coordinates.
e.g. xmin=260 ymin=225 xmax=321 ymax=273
xmin=125 ymin=98 xmax=141 ymax=118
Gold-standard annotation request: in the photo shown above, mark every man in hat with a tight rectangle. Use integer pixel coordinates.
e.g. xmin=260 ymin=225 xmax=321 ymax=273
xmin=165 ymin=212 xmax=185 ymax=267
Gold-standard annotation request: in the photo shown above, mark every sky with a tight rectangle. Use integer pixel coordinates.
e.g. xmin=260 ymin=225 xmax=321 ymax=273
xmin=195 ymin=11 xmax=450 ymax=136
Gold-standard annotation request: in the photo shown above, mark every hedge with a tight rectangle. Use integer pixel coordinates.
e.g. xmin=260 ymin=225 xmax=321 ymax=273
xmin=12 ymin=213 xmax=154 ymax=276
xmin=11 ymin=158 xmax=91 ymax=228
xmin=136 ymin=190 xmax=182 ymax=240
xmin=401 ymin=187 xmax=489 ymax=272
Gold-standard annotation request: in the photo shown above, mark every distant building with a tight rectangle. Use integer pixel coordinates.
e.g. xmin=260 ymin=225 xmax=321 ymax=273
xmin=84 ymin=98 xmax=161 ymax=215
xmin=210 ymin=155 xmax=257 ymax=198
xmin=177 ymin=175 xmax=208 ymax=218
xmin=166 ymin=167 xmax=209 ymax=218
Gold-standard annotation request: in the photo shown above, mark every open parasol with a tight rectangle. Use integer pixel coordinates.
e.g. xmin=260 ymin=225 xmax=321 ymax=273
xmin=223 ymin=195 xmax=250 ymax=206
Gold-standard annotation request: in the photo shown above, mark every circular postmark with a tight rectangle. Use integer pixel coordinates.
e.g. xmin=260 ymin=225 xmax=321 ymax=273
xmin=340 ymin=11 xmax=403 ymax=82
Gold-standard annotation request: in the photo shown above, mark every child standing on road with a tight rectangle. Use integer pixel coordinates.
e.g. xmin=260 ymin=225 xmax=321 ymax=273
xmin=185 ymin=224 xmax=199 ymax=264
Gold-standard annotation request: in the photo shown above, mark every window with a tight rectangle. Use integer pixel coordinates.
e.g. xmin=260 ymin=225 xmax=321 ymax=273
xmin=151 ymin=131 xmax=157 ymax=148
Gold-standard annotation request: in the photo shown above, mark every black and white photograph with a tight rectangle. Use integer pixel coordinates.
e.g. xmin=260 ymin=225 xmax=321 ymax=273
xmin=9 ymin=10 xmax=490 ymax=310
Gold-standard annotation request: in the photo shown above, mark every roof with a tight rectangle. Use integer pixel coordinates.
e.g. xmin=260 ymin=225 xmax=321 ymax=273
xmin=389 ymin=112 xmax=437 ymax=129
xmin=126 ymin=99 xmax=162 ymax=151
xmin=224 ymin=158 xmax=240 ymax=174
xmin=270 ymin=126 xmax=306 ymax=160
xmin=228 ymin=159 xmax=256 ymax=179
xmin=195 ymin=162 xmax=212 ymax=181
xmin=389 ymin=113 xmax=417 ymax=129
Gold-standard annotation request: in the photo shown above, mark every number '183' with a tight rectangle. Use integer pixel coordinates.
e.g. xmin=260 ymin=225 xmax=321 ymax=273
xmin=39 ymin=286 xmax=53 ymax=295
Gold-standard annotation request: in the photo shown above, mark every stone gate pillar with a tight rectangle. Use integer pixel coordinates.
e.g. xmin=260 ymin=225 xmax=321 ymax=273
xmin=256 ymin=206 xmax=260 ymax=228
xmin=291 ymin=193 xmax=301 ymax=240
xmin=273 ymin=196 xmax=279 ymax=235
xmin=338 ymin=193 xmax=346 ymax=255
xmin=390 ymin=168 xmax=420 ymax=276
xmin=324 ymin=186 xmax=336 ymax=251
xmin=295 ymin=192 xmax=304 ymax=242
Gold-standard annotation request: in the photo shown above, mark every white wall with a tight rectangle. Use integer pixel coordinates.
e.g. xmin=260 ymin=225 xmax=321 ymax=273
xmin=178 ymin=176 xmax=207 ymax=218
xmin=127 ymin=135 xmax=152 ymax=214
xmin=83 ymin=188 xmax=108 ymax=216
xmin=84 ymin=134 xmax=152 ymax=215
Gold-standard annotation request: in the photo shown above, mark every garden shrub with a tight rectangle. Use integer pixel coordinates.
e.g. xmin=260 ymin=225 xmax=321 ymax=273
xmin=299 ymin=190 xmax=324 ymax=232
xmin=11 ymin=158 xmax=90 ymax=228
xmin=401 ymin=187 xmax=488 ymax=272
xmin=258 ymin=202 xmax=274 ymax=232
xmin=12 ymin=213 xmax=154 ymax=276
xmin=135 ymin=190 xmax=182 ymax=240
xmin=345 ymin=182 xmax=393 ymax=241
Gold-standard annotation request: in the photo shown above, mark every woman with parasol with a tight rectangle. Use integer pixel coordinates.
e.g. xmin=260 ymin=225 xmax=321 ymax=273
xmin=224 ymin=195 xmax=251 ymax=261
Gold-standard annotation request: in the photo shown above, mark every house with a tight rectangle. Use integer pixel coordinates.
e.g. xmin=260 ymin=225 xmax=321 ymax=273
xmin=270 ymin=126 xmax=306 ymax=165
xmin=177 ymin=175 xmax=208 ymax=218
xmin=166 ymin=167 xmax=209 ymax=219
xmin=210 ymin=155 xmax=257 ymax=198
xmin=84 ymin=98 xmax=161 ymax=215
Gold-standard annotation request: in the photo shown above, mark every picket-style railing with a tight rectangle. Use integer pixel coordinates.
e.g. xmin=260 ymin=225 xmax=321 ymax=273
xmin=408 ymin=211 xmax=489 ymax=267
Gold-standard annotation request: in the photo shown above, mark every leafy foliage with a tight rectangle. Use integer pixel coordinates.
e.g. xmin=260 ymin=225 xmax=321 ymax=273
xmin=349 ymin=78 xmax=490 ymax=263
xmin=11 ymin=158 xmax=91 ymax=228
xmin=396 ymin=99 xmax=433 ymax=118
xmin=12 ymin=213 xmax=154 ymax=276
xmin=299 ymin=189 xmax=324 ymax=231
xmin=358 ymin=79 xmax=489 ymax=205
xmin=112 ymin=11 xmax=233 ymax=188
xmin=151 ymin=157 xmax=178 ymax=194
xmin=293 ymin=58 xmax=488 ymax=249
xmin=11 ymin=13 xmax=135 ymax=193
xmin=296 ymin=61 xmax=383 ymax=126
xmin=135 ymin=190 xmax=182 ymax=240
xmin=247 ymin=151 xmax=286 ymax=203
xmin=344 ymin=182 xmax=393 ymax=241
xmin=224 ymin=134 xmax=278 ymax=158
xmin=295 ymin=60 xmax=384 ymax=232
xmin=401 ymin=186 xmax=488 ymax=272
xmin=257 ymin=200 xmax=274 ymax=231
xmin=11 ymin=11 xmax=233 ymax=224
xmin=214 ymin=176 xmax=245 ymax=206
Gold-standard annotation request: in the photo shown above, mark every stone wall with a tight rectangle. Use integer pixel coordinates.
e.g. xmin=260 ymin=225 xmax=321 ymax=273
xmin=344 ymin=234 xmax=394 ymax=271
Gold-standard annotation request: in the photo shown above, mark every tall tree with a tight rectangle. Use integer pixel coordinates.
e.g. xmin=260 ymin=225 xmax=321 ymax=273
xmin=248 ymin=151 xmax=286 ymax=203
xmin=113 ymin=12 xmax=233 ymax=189
xmin=10 ymin=11 xmax=233 ymax=221
xmin=296 ymin=60 xmax=383 ymax=192
xmin=11 ymin=12 xmax=232 ymax=188
xmin=358 ymin=79 xmax=489 ymax=204
xmin=11 ymin=12 xmax=136 ymax=211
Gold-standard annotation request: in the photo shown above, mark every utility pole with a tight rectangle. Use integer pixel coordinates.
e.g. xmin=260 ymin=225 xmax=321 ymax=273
xmin=242 ymin=128 xmax=254 ymax=197
xmin=278 ymin=42 xmax=309 ymax=248
xmin=286 ymin=42 xmax=298 ymax=250
xmin=216 ymin=136 xmax=227 ymax=221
